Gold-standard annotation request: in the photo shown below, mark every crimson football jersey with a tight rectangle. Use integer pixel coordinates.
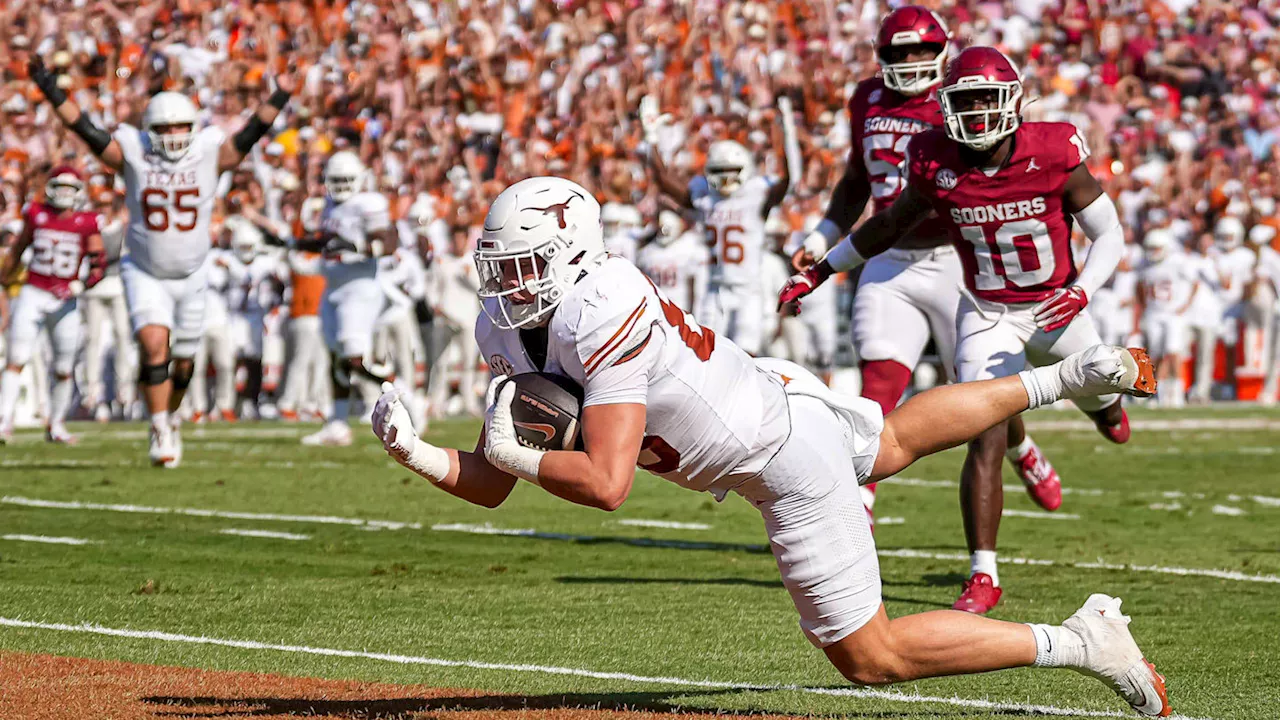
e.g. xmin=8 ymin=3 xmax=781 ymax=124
xmin=22 ymin=202 xmax=101 ymax=298
xmin=906 ymin=122 xmax=1090 ymax=304
xmin=848 ymin=78 xmax=951 ymax=242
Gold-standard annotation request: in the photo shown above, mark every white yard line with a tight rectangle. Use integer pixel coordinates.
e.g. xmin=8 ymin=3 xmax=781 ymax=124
xmin=616 ymin=519 xmax=711 ymax=531
xmin=7 ymin=495 xmax=1276 ymax=584
xmin=1 ymin=534 xmax=97 ymax=545
xmin=0 ymin=496 xmax=420 ymax=531
xmin=1002 ymin=509 xmax=1080 ymax=520
xmin=1211 ymin=505 xmax=1247 ymax=517
xmin=218 ymin=529 xmax=311 ymax=541
xmin=1026 ymin=417 xmax=1280 ymax=431
xmin=0 ymin=617 xmax=1208 ymax=719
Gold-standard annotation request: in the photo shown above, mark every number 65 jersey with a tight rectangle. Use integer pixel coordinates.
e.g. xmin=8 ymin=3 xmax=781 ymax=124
xmin=476 ymin=256 xmax=790 ymax=499
xmin=114 ymin=124 xmax=226 ymax=280
xmin=906 ymin=122 xmax=1088 ymax=304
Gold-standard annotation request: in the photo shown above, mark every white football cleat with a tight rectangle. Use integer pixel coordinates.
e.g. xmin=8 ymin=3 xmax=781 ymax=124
xmin=149 ymin=424 xmax=175 ymax=467
xmin=1062 ymin=594 xmax=1170 ymax=717
xmin=301 ymin=421 xmax=353 ymax=447
xmin=45 ymin=425 xmax=78 ymax=445
xmin=165 ymin=416 xmax=183 ymax=469
xmin=1061 ymin=346 xmax=1156 ymax=399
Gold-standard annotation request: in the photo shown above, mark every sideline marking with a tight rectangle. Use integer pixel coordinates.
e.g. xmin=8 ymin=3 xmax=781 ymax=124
xmin=616 ymin=519 xmax=711 ymax=531
xmin=1003 ymin=509 xmax=1080 ymax=520
xmin=1 ymin=534 xmax=97 ymax=545
xmin=219 ymin=529 xmax=311 ymax=541
xmin=0 ymin=617 xmax=1208 ymax=719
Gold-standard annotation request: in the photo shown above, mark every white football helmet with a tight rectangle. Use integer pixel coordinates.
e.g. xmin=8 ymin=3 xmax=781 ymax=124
xmin=1143 ymin=229 xmax=1174 ymax=261
xmin=1215 ymin=216 xmax=1245 ymax=249
xmin=231 ymin=221 xmax=263 ymax=263
xmin=45 ymin=166 xmax=85 ymax=210
xmin=656 ymin=210 xmax=684 ymax=247
xmin=705 ymin=140 xmax=754 ymax=196
xmin=325 ymin=151 xmax=365 ymax=203
xmin=143 ymin=92 xmax=198 ymax=161
xmin=1248 ymin=223 xmax=1276 ymax=248
xmin=601 ymin=202 xmax=629 ymax=239
xmin=475 ymin=176 xmax=607 ymax=329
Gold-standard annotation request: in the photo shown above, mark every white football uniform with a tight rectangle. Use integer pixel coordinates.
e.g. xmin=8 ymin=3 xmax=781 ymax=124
xmin=1138 ymin=253 xmax=1198 ymax=358
xmin=320 ymin=192 xmax=391 ymax=357
xmin=635 ymin=231 xmax=708 ymax=313
xmin=114 ymin=124 xmax=225 ymax=356
xmin=853 ymin=246 xmax=963 ymax=380
xmin=476 ymin=257 xmax=886 ymax=647
xmin=690 ymin=175 xmax=774 ymax=354
xmin=603 ymin=232 xmax=639 ymax=264
xmin=1089 ymin=243 xmax=1141 ymax=346
xmin=1215 ymin=245 xmax=1257 ymax=343
xmin=228 ymin=253 xmax=285 ymax=359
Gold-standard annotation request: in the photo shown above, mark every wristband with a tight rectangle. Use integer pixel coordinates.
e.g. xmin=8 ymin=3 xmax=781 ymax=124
xmin=822 ymin=239 xmax=866 ymax=273
xmin=233 ymin=114 xmax=272 ymax=154
xmin=1018 ymin=366 xmax=1064 ymax=410
xmin=71 ymin=114 xmax=112 ymax=155
xmin=268 ymin=89 xmax=290 ymax=110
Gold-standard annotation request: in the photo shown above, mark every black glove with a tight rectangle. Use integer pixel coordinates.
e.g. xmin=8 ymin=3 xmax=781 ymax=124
xmin=28 ymin=58 xmax=66 ymax=105
xmin=414 ymin=299 xmax=434 ymax=325
xmin=322 ymin=236 xmax=360 ymax=258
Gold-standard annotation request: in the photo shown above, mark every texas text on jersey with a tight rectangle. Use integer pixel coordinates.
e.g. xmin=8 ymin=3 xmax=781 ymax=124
xmin=114 ymin=124 xmax=226 ymax=279
xmin=906 ymin=122 xmax=1090 ymax=304
xmin=23 ymin=202 xmax=102 ymax=298
xmin=848 ymin=78 xmax=950 ymax=243
xmin=476 ymin=256 xmax=792 ymax=498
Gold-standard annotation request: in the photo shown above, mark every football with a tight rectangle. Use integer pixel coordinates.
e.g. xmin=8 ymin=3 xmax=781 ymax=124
xmin=504 ymin=372 xmax=585 ymax=452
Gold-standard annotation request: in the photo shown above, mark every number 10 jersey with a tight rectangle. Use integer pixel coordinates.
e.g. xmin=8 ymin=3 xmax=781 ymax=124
xmin=115 ymin=124 xmax=226 ymax=279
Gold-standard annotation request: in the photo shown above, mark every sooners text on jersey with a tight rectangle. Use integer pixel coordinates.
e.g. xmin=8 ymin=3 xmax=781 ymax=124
xmin=23 ymin=202 xmax=100 ymax=298
xmin=907 ymin=122 xmax=1089 ymax=304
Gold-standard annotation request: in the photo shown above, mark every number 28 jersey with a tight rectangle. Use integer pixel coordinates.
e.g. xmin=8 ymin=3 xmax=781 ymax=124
xmin=22 ymin=202 xmax=101 ymax=297
xmin=475 ymin=257 xmax=790 ymax=499
xmin=114 ymin=124 xmax=226 ymax=279
xmin=906 ymin=122 xmax=1088 ymax=304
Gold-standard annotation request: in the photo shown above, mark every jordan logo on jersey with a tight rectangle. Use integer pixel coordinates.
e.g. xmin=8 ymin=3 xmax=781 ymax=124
xmin=528 ymin=191 xmax=585 ymax=230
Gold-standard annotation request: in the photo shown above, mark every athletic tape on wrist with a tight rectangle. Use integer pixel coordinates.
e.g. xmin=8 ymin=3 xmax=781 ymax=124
xmin=823 ymin=239 xmax=866 ymax=273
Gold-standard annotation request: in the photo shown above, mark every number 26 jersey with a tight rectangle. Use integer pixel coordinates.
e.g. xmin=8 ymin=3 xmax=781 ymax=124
xmin=114 ymin=124 xmax=226 ymax=279
xmin=475 ymin=257 xmax=790 ymax=499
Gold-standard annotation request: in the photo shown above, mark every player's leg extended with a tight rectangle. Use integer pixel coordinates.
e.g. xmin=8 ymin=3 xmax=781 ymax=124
xmin=81 ymin=295 xmax=107 ymax=416
xmin=46 ymin=298 xmax=82 ymax=443
xmin=0 ymin=287 xmax=45 ymax=440
xmin=950 ymin=298 xmax=1033 ymax=612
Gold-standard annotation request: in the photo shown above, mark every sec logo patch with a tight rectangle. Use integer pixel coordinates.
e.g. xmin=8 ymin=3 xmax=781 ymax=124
xmin=868 ymin=89 xmax=882 ymax=104
xmin=936 ymin=169 xmax=957 ymax=190
xmin=489 ymin=354 xmax=514 ymax=376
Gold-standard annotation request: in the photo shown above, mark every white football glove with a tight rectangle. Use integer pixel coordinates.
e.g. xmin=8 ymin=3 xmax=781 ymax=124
xmin=482 ymin=375 xmax=544 ymax=484
xmin=639 ymin=95 xmax=671 ymax=147
xmin=372 ymin=382 xmax=449 ymax=483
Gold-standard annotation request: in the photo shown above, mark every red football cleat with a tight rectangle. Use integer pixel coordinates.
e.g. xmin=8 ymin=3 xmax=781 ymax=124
xmin=1097 ymin=409 xmax=1131 ymax=444
xmin=1012 ymin=445 xmax=1062 ymax=511
xmin=953 ymin=573 xmax=1003 ymax=614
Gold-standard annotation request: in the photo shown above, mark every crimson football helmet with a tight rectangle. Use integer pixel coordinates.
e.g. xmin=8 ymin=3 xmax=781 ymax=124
xmin=875 ymin=6 xmax=951 ymax=96
xmin=938 ymin=46 xmax=1023 ymax=151
xmin=45 ymin=166 xmax=85 ymax=210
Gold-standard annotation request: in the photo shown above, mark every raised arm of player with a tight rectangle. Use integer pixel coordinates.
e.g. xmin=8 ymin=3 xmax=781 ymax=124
xmin=1032 ymin=164 xmax=1124 ymax=332
xmin=218 ymin=73 xmax=295 ymax=172
xmin=777 ymin=183 xmax=931 ymax=311
xmin=639 ymin=95 xmax=694 ymax=209
xmin=761 ymin=108 xmax=792 ymax=217
xmin=28 ymin=58 xmax=124 ymax=172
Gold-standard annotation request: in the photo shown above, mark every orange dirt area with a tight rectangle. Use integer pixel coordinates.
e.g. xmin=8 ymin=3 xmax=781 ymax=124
xmin=0 ymin=651 xmax=804 ymax=719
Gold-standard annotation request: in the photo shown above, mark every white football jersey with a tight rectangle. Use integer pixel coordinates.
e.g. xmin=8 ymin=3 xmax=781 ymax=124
xmin=635 ymin=232 xmax=708 ymax=312
xmin=205 ymin=249 xmax=232 ymax=328
xmin=115 ymin=124 xmax=226 ymax=279
xmin=475 ymin=257 xmax=790 ymax=499
xmin=227 ymin=252 xmax=285 ymax=315
xmin=604 ymin=232 xmax=639 ymax=264
xmin=1139 ymin=253 xmax=1198 ymax=316
xmin=1214 ymin=246 xmax=1256 ymax=305
xmin=321 ymin=191 xmax=391 ymax=283
xmin=689 ymin=175 xmax=773 ymax=290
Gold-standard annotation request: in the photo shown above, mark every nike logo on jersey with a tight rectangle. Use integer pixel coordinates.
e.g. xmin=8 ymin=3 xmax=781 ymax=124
xmin=1026 ymin=158 xmax=1041 ymax=172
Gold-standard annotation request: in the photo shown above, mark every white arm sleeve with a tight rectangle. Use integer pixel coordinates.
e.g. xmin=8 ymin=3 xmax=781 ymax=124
xmin=1072 ymin=193 xmax=1124 ymax=297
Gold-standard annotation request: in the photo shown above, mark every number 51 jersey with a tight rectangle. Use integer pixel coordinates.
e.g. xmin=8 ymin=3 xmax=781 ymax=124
xmin=906 ymin=122 xmax=1088 ymax=304
xmin=114 ymin=124 xmax=226 ymax=279
xmin=475 ymin=256 xmax=790 ymax=499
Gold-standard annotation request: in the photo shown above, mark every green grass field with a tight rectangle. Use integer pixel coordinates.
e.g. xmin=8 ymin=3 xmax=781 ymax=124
xmin=1 ymin=406 xmax=1278 ymax=718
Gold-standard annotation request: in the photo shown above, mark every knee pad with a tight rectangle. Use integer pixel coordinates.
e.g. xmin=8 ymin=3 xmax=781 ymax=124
xmin=860 ymin=360 xmax=913 ymax=416
xmin=140 ymin=361 xmax=170 ymax=386
xmin=330 ymin=356 xmax=353 ymax=392
xmin=171 ymin=360 xmax=195 ymax=391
